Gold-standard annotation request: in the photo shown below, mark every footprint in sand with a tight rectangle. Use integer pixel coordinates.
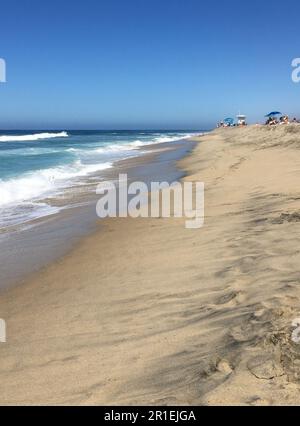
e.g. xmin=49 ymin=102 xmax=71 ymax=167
xmin=246 ymin=396 xmax=273 ymax=406
xmin=247 ymin=355 xmax=284 ymax=380
xmin=215 ymin=290 xmax=244 ymax=306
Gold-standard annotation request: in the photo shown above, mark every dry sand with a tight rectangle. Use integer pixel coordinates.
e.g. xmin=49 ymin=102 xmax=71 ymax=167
xmin=1 ymin=125 xmax=300 ymax=405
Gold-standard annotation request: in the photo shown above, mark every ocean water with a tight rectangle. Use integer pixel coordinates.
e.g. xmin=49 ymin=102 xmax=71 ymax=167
xmin=0 ymin=130 xmax=198 ymax=231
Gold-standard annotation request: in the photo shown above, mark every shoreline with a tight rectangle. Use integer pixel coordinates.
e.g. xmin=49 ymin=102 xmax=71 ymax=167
xmin=0 ymin=136 xmax=198 ymax=291
xmin=2 ymin=126 xmax=300 ymax=405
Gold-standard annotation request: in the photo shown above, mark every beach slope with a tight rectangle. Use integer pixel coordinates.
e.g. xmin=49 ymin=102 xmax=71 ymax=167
xmin=1 ymin=126 xmax=300 ymax=405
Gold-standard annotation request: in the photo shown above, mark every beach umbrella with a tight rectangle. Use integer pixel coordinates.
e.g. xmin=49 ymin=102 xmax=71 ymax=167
xmin=224 ymin=117 xmax=234 ymax=125
xmin=265 ymin=111 xmax=282 ymax=117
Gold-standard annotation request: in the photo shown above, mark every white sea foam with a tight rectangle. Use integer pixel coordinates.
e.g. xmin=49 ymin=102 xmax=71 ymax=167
xmin=153 ymin=134 xmax=195 ymax=143
xmin=0 ymin=202 xmax=61 ymax=230
xmin=0 ymin=131 xmax=69 ymax=142
xmin=0 ymin=131 xmax=199 ymax=228
xmin=127 ymin=140 xmax=145 ymax=147
xmin=93 ymin=133 xmax=195 ymax=153
xmin=0 ymin=160 xmax=112 ymax=207
xmin=0 ymin=147 xmax=63 ymax=157
xmin=94 ymin=143 xmax=140 ymax=154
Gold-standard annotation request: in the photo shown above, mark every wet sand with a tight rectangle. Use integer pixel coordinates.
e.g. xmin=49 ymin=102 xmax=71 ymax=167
xmin=0 ymin=139 xmax=195 ymax=290
xmin=1 ymin=126 xmax=300 ymax=405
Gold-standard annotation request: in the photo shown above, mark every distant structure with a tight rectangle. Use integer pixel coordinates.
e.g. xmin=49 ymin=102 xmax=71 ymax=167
xmin=237 ymin=114 xmax=247 ymax=126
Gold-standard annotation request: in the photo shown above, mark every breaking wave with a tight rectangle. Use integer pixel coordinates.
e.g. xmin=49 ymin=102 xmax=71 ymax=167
xmin=0 ymin=131 xmax=68 ymax=142
xmin=0 ymin=160 xmax=112 ymax=207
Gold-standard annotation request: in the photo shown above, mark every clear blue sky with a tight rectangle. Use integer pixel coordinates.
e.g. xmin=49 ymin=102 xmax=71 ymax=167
xmin=1 ymin=0 xmax=300 ymax=130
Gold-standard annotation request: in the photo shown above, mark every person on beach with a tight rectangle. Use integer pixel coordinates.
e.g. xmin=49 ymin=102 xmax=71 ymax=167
xmin=279 ymin=115 xmax=289 ymax=125
xmin=266 ymin=117 xmax=278 ymax=125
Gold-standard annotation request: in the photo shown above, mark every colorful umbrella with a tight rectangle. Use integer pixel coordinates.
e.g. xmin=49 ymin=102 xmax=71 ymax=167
xmin=265 ymin=111 xmax=282 ymax=117
xmin=224 ymin=118 xmax=234 ymax=125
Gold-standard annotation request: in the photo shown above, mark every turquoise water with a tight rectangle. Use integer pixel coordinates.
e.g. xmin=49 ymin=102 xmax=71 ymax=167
xmin=0 ymin=130 xmax=198 ymax=229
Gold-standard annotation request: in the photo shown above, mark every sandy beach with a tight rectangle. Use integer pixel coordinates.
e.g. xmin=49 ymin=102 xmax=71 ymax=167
xmin=1 ymin=125 xmax=300 ymax=406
